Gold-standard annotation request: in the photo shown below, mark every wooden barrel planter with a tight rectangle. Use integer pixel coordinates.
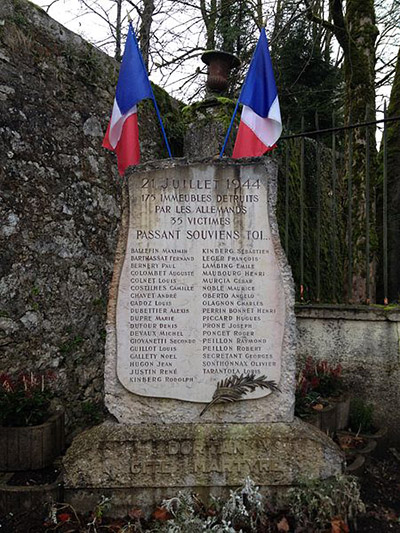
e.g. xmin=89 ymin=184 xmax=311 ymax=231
xmin=332 ymin=395 xmax=350 ymax=430
xmin=304 ymin=395 xmax=350 ymax=435
xmin=0 ymin=470 xmax=63 ymax=514
xmin=0 ymin=412 xmax=65 ymax=471
xmin=305 ymin=403 xmax=338 ymax=435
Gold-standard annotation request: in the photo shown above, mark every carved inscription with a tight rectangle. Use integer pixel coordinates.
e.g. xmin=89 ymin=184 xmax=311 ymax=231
xmin=116 ymin=165 xmax=285 ymax=401
xmin=124 ymin=438 xmax=286 ymax=486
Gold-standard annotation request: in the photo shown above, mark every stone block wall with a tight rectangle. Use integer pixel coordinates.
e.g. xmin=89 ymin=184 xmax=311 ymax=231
xmin=296 ymin=305 xmax=400 ymax=444
xmin=0 ymin=0 xmax=181 ymax=435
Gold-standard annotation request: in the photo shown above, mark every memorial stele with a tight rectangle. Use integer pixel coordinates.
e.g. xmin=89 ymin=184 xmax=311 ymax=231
xmin=63 ymin=158 xmax=343 ymax=514
xmin=105 ymin=158 xmax=294 ymax=422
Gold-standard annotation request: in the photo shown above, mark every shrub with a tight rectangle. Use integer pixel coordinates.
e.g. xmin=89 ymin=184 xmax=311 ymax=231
xmin=287 ymin=474 xmax=365 ymax=531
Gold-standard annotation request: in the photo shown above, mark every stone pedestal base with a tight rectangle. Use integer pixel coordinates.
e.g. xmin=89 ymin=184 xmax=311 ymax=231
xmin=63 ymin=419 xmax=344 ymax=516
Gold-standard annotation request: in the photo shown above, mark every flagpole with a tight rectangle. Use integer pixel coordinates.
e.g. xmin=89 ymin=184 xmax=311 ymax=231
xmin=219 ymin=98 xmax=241 ymax=158
xmin=130 ymin=25 xmax=173 ymax=159
xmin=149 ymin=96 xmax=173 ymax=159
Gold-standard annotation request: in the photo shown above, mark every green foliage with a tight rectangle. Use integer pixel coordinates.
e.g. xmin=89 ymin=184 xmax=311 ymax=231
xmin=148 ymin=83 xmax=184 ymax=157
xmin=349 ymin=398 xmax=374 ymax=434
xmin=92 ymin=297 xmax=106 ymax=308
xmin=273 ymin=17 xmax=343 ymax=134
xmin=0 ymin=371 xmax=55 ymax=427
xmin=295 ymin=390 xmax=324 ymax=418
xmin=288 ymin=475 xmax=365 ymax=531
xmin=11 ymin=0 xmax=28 ymax=27
xmin=215 ymin=0 xmax=253 ymax=57
xmin=12 ymin=10 xmax=27 ymax=27
xmin=182 ymin=97 xmax=237 ymax=132
xmin=45 ymin=476 xmax=365 ymax=532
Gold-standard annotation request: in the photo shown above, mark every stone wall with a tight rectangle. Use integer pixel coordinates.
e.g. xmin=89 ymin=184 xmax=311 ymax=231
xmin=0 ymin=0 xmax=181 ymax=435
xmin=296 ymin=305 xmax=400 ymax=443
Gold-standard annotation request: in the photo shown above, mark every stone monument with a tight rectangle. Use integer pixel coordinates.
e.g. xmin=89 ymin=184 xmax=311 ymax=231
xmin=63 ymin=158 xmax=343 ymax=515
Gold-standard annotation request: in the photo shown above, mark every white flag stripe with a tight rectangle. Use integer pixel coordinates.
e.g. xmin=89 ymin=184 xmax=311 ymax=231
xmin=108 ymin=100 xmax=138 ymax=149
xmin=241 ymin=96 xmax=282 ymax=147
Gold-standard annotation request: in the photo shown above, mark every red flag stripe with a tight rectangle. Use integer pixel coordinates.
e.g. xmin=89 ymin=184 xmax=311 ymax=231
xmin=103 ymin=112 xmax=140 ymax=176
xmin=232 ymin=121 xmax=275 ymax=159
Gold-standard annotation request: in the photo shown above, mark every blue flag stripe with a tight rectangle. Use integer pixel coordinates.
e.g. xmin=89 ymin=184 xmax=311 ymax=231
xmin=115 ymin=26 xmax=153 ymax=115
xmin=239 ymin=28 xmax=278 ymax=118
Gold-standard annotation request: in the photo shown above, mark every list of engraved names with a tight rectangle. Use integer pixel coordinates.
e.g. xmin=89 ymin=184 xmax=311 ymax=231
xmin=116 ymin=165 xmax=285 ymax=402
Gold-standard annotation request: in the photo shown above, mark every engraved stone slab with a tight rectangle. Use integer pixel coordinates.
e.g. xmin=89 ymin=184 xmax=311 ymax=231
xmin=63 ymin=420 xmax=344 ymax=515
xmin=105 ymin=159 xmax=296 ymax=423
xmin=117 ymin=163 xmax=284 ymax=401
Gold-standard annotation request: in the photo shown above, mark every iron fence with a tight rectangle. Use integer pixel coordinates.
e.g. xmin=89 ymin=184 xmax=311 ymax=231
xmin=277 ymin=109 xmax=400 ymax=305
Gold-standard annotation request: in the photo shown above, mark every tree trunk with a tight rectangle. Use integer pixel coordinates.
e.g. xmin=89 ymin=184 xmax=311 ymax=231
xmin=219 ymin=0 xmax=234 ymax=53
xmin=139 ymin=0 xmax=155 ymax=69
xmin=329 ymin=0 xmax=378 ymax=301
xmin=115 ymin=0 xmax=122 ymax=62
xmin=385 ymin=47 xmax=400 ymax=301
xmin=200 ymin=0 xmax=217 ymax=50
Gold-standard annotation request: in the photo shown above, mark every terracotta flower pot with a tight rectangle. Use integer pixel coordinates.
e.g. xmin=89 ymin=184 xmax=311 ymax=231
xmin=345 ymin=454 xmax=365 ymax=476
xmin=0 ymin=412 xmax=65 ymax=471
xmin=337 ymin=431 xmax=377 ymax=457
xmin=359 ymin=426 xmax=388 ymax=457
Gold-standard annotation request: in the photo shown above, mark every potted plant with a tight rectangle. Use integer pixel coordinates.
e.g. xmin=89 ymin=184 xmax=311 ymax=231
xmin=295 ymin=356 xmax=349 ymax=434
xmin=336 ymin=432 xmax=377 ymax=458
xmin=349 ymin=398 xmax=387 ymax=440
xmin=0 ymin=371 xmax=64 ymax=471
xmin=338 ymin=398 xmax=387 ymax=457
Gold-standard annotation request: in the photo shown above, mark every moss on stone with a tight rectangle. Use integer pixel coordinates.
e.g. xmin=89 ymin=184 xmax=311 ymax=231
xmin=182 ymin=96 xmax=236 ymax=130
xmin=141 ymin=83 xmax=184 ymax=158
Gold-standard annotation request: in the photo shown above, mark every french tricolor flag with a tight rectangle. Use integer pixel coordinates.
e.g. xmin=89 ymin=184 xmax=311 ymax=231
xmin=232 ymin=28 xmax=282 ymax=158
xmin=103 ymin=25 xmax=153 ymax=176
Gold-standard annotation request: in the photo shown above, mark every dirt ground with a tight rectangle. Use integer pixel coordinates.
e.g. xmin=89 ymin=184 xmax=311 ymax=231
xmin=1 ymin=450 xmax=400 ymax=532
xmin=356 ymin=449 xmax=400 ymax=532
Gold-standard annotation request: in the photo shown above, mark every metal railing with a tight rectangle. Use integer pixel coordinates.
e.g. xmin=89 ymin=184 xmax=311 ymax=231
xmin=277 ymin=109 xmax=400 ymax=304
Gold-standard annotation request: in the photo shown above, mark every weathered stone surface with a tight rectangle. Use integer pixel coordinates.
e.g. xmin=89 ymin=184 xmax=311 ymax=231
xmin=63 ymin=418 xmax=343 ymax=514
xmin=0 ymin=0 xmax=182 ymax=433
xmin=105 ymin=158 xmax=296 ymax=423
xmin=183 ymin=99 xmax=237 ymax=159
xmin=296 ymin=304 xmax=400 ymax=444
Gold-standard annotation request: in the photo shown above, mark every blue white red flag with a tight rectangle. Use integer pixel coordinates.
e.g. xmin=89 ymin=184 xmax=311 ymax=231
xmin=103 ymin=25 xmax=153 ymax=175
xmin=232 ymin=28 xmax=282 ymax=158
